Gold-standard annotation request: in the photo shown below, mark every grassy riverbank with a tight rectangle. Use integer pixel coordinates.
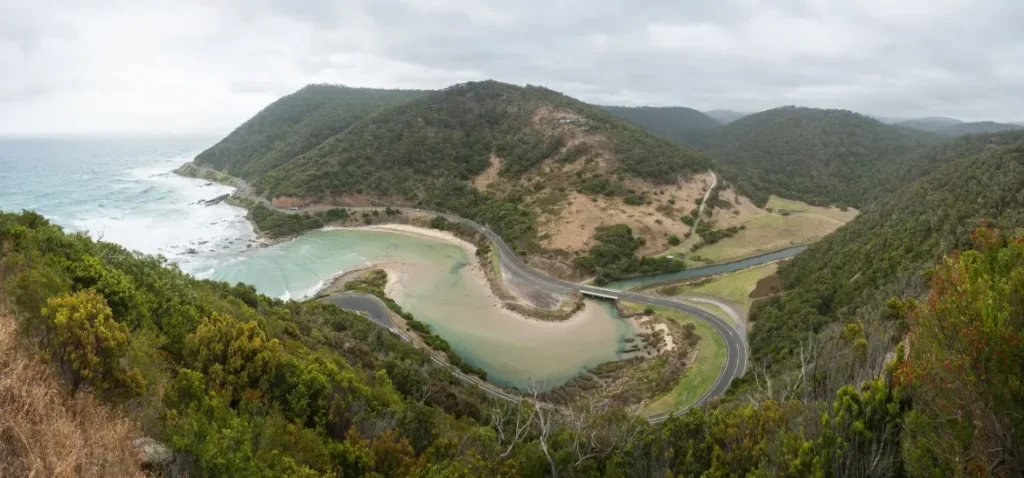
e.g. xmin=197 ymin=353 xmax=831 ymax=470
xmin=615 ymin=302 xmax=727 ymax=414
xmin=640 ymin=305 xmax=727 ymax=414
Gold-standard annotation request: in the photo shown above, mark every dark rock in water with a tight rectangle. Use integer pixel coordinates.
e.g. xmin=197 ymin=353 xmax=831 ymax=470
xmin=198 ymin=193 xmax=230 ymax=206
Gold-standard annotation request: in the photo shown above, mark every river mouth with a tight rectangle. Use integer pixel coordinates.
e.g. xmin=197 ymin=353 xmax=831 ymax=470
xmin=200 ymin=228 xmax=638 ymax=390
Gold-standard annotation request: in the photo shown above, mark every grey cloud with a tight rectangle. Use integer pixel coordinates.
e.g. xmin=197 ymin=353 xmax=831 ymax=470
xmin=2 ymin=0 xmax=1024 ymax=134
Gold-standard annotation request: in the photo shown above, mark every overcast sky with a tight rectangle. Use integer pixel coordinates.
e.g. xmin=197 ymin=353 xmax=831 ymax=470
xmin=2 ymin=0 xmax=1023 ymax=135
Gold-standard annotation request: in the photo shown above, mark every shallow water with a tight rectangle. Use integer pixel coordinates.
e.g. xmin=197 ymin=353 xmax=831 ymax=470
xmin=205 ymin=229 xmax=638 ymax=389
xmin=0 ymin=137 xmax=638 ymax=390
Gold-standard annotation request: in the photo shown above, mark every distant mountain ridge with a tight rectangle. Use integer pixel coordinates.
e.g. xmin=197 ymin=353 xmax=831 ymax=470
xmin=896 ymin=117 xmax=1022 ymax=136
xmin=704 ymin=106 xmax=943 ymax=207
xmin=703 ymin=109 xmax=748 ymax=124
xmin=600 ymin=105 xmax=721 ymax=149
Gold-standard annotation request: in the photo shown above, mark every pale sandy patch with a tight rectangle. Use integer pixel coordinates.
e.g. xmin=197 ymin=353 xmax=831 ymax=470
xmin=708 ymin=186 xmax=766 ymax=228
xmin=537 ymin=171 xmax=714 ymax=254
xmin=471 ymin=154 xmax=503 ymax=191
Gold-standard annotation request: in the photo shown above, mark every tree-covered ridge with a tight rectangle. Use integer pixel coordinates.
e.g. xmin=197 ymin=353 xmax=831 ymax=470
xmin=708 ymin=106 xmax=944 ymax=207
xmin=874 ymin=129 xmax=1024 ymax=200
xmin=255 ymin=81 xmax=714 ymax=200
xmin=749 ymin=142 xmax=1024 ymax=367
xmin=942 ymin=120 xmax=1023 ymax=136
xmin=194 ymin=84 xmax=427 ymax=179
xmin=600 ymin=105 xmax=721 ymax=150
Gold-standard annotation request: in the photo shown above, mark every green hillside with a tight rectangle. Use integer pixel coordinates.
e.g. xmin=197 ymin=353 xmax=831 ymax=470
xmin=750 ymin=141 xmax=1024 ymax=366
xmin=708 ymin=106 xmax=943 ymax=207
xmin=600 ymin=105 xmax=721 ymax=149
xmin=195 ymin=84 xmax=427 ymax=179
xmin=256 ymin=81 xmax=713 ymax=200
xmin=943 ymin=121 xmax=1023 ymax=136
xmin=874 ymin=129 xmax=1024 ymax=199
xmin=243 ymin=81 xmax=713 ymax=254
xmin=894 ymin=116 xmax=962 ymax=133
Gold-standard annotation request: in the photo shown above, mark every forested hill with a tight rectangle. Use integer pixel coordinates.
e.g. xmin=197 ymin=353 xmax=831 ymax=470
xmin=707 ymin=106 xmax=944 ymax=207
xmin=255 ymin=81 xmax=712 ymax=200
xmin=600 ymin=105 xmax=721 ymax=149
xmin=942 ymin=121 xmax=1023 ymax=136
xmin=873 ymin=129 xmax=1024 ymax=199
xmin=194 ymin=84 xmax=427 ymax=179
xmin=199 ymin=81 xmax=713 ymax=268
xmin=750 ymin=141 xmax=1024 ymax=366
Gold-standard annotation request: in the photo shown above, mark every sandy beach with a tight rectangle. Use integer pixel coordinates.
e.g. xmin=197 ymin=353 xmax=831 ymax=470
xmin=320 ymin=223 xmax=604 ymax=328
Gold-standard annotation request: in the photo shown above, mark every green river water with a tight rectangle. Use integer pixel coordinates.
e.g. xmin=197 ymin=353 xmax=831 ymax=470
xmin=201 ymin=228 xmax=637 ymax=389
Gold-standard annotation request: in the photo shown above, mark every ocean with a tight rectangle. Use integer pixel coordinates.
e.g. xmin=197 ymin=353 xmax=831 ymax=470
xmin=0 ymin=136 xmax=257 ymax=273
xmin=0 ymin=136 xmax=636 ymax=388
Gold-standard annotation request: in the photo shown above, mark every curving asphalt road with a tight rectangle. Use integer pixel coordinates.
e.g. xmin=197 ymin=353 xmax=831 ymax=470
xmin=188 ymin=164 xmax=745 ymax=419
xmin=321 ymin=293 xmax=398 ymax=331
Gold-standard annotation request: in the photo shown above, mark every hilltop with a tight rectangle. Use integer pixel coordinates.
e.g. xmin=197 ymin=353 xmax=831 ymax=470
xmin=195 ymin=84 xmax=427 ymax=179
xmin=706 ymin=106 xmax=943 ymax=207
xmin=194 ymin=81 xmax=721 ymax=276
xmin=600 ymin=105 xmax=721 ymax=149
xmin=895 ymin=117 xmax=1022 ymax=136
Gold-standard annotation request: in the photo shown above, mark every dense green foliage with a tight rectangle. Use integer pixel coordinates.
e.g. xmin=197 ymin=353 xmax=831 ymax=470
xmin=4 ymin=209 xmax=1022 ymax=474
xmin=0 ymin=210 xmax=506 ymax=475
xmin=573 ymin=225 xmax=685 ymax=285
xmin=750 ymin=142 xmax=1024 ymax=366
xmin=195 ymin=84 xmax=426 ymax=179
xmin=874 ymin=129 xmax=1024 ymax=199
xmin=255 ymin=81 xmax=712 ymax=200
xmin=893 ymin=116 xmax=962 ymax=133
xmin=249 ymin=205 xmax=325 ymax=237
xmin=196 ymin=81 xmax=713 ymax=253
xmin=247 ymin=205 xmax=356 ymax=238
xmin=898 ymin=117 xmax=1023 ymax=136
xmin=708 ymin=106 xmax=943 ymax=207
xmin=601 ymin=105 xmax=721 ymax=149
xmin=896 ymin=230 xmax=1024 ymax=475
xmin=941 ymin=121 xmax=1023 ymax=136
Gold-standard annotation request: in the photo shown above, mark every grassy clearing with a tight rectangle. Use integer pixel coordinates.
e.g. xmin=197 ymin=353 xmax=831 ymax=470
xmin=690 ymin=263 xmax=778 ymax=310
xmin=640 ymin=305 xmax=727 ymax=415
xmin=682 ymin=196 xmax=856 ymax=264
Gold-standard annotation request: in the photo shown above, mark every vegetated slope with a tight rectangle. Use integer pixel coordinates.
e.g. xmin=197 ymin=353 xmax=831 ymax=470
xmin=708 ymin=106 xmax=944 ymax=207
xmin=600 ymin=105 xmax=721 ymax=149
xmin=194 ymin=84 xmax=426 ymax=179
xmin=942 ymin=121 xmax=1023 ymax=136
xmin=897 ymin=118 xmax=1022 ymax=136
xmin=874 ymin=129 xmax=1024 ymax=199
xmin=894 ymin=116 xmax=962 ymax=133
xmin=247 ymin=81 xmax=716 ymax=265
xmin=750 ymin=142 xmax=1024 ymax=365
xmin=704 ymin=109 xmax=747 ymax=124
xmin=0 ymin=210 xmax=503 ymax=475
